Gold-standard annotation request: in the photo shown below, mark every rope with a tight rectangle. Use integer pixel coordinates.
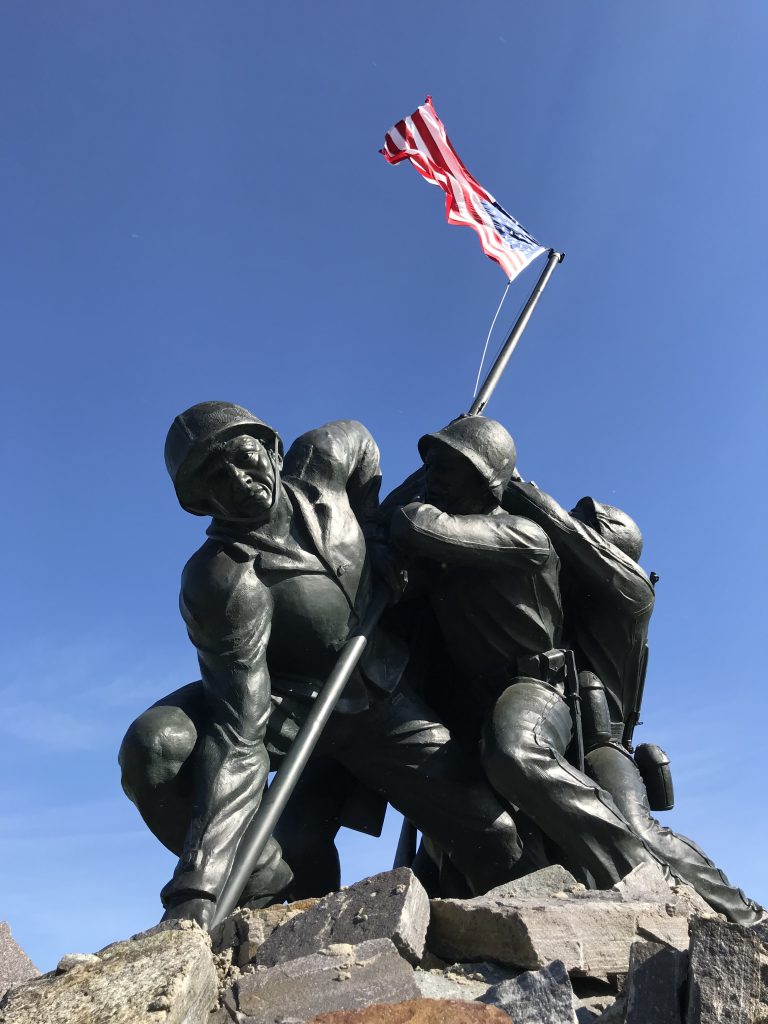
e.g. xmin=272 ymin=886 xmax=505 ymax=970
xmin=473 ymin=278 xmax=511 ymax=398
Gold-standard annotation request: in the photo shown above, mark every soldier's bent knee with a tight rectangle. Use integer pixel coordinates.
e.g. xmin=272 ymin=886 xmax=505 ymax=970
xmin=119 ymin=705 xmax=198 ymax=797
xmin=480 ymin=726 xmax=539 ymax=806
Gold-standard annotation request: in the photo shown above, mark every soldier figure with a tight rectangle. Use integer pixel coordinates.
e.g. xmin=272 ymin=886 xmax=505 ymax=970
xmin=120 ymin=402 xmax=523 ymax=924
xmin=502 ymin=480 xmax=764 ymax=924
xmin=389 ymin=416 xmax=682 ymax=891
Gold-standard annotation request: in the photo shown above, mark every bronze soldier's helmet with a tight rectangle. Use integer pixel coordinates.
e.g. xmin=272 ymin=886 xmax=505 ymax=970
xmin=165 ymin=401 xmax=284 ymax=515
xmin=418 ymin=415 xmax=517 ymax=502
xmin=572 ymin=497 xmax=643 ymax=561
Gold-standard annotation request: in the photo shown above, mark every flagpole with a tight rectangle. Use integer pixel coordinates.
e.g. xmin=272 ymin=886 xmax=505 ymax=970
xmin=467 ymin=249 xmax=564 ymax=417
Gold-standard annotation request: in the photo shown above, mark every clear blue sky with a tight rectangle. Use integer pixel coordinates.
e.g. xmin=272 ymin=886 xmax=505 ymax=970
xmin=1 ymin=2 xmax=766 ymax=971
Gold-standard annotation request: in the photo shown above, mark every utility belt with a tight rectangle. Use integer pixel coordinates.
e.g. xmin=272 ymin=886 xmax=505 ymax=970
xmin=473 ymin=649 xmax=585 ymax=770
xmin=472 ymin=649 xmax=569 ymax=700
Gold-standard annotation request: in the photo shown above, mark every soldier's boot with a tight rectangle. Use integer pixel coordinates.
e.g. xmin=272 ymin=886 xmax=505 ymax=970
xmin=237 ymin=837 xmax=294 ymax=909
xmin=585 ymin=742 xmax=766 ymax=926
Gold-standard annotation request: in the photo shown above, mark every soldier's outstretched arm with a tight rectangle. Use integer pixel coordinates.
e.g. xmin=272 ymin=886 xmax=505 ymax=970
xmin=161 ymin=541 xmax=273 ymax=919
xmin=502 ymin=481 xmax=652 ymax=609
xmin=390 ymin=502 xmax=552 ymax=569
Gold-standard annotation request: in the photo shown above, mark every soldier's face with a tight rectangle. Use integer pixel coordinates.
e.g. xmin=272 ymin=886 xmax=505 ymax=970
xmin=201 ymin=434 xmax=279 ymax=521
xmin=424 ymin=446 xmax=491 ymax=514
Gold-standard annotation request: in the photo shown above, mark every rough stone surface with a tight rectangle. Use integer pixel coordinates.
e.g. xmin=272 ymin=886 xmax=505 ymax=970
xmin=0 ymin=919 xmax=217 ymax=1024
xmin=480 ymin=958 xmax=579 ymax=1023
xmin=232 ymin=938 xmax=419 ymax=1023
xmin=613 ymin=863 xmax=674 ymax=901
xmin=413 ymin=968 xmax=488 ymax=1002
xmin=211 ymin=898 xmax=319 ymax=967
xmin=255 ymin=869 xmax=430 ymax=968
xmin=306 ymin=999 xmax=513 ymax=1023
xmin=686 ymin=917 xmax=762 ymax=1023
xmin=413 ymin=960 xmax=518 ymax=1002
xmin=428 ymin=887 xmax=693 ymax=977
xmin=208 ymin=1008 xmax=239 ymax=1023
xmin=624 ymin=939 xmax=687 ymax=1024
xmin=55 ymin=953 xmax=100 ymax=974
xmin=592 ymin=996 xmax=627 ymax=1022
xmin=5 ymin=866 xmax=755 ymax=1024
xmin=571 ymin=979 xmax=620 ymax=1022
xmin=0 ymin=924 xmax=38 ymax=996
xmin=485 ymin=865 xmax=584 ymax=901
xmin=614 ymin=863 xmax=713 ymax=918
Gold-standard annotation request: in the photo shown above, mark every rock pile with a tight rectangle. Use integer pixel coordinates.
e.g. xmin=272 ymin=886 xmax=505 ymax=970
xmin=2 ymin=864 xmax=767 ymax=1023
xmin=0 ymin=925 xmax=38 ymax=997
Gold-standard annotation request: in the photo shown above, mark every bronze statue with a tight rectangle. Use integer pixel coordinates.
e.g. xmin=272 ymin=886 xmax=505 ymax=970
xmin=119 ymin=402 xmax=523 ymax=925
xmin=502 ymin=479 xmax=763 ymax=924
xmin=120 ymin=399 xmax=764 ymax=928
xmin=386 ymin=415 xmax=764 ymax=919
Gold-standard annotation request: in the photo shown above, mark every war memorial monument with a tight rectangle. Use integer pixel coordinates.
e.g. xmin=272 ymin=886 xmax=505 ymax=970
xmin=2 ymin=98 xmax=767 ymax=1024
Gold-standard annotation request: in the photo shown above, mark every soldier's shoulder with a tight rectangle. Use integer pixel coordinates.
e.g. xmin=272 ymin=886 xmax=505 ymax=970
xmin=285 ymin=420 xmax=378 ymax=482
xmin=495 ymin=508 xmax=552 ymax=547
xmin=181 ymin=539 xmax=258 ymax=601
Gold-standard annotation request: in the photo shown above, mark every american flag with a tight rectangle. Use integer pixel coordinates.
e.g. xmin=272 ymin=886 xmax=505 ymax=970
xmin=381 ymin=97 xmax=546 ymax=282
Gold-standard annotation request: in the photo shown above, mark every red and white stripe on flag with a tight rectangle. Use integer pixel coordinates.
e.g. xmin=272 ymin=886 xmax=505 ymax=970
xmin=381 ymin=97 xmax=546 ymax=282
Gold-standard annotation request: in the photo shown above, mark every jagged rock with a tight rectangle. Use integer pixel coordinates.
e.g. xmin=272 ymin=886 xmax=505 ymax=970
xmin=211 ymin=898 xmax=319 ymax=967
xmin=442 ymin=961 xmax=518 ymax=986
xmin=306 ymin=998 xmax=513 ymax=1022
xmin=413 ymin=969 xmax=488 ymax=1002
xmin=230 ymin=938 xmax=419 ymax=1022
xmin=55 ymin=953 xmax=100 ymax=974
xmin=613 ymin=863 xmax=712 ymax=917
xmin=613 ymin=863 xmax=674 ymax=901
xmin=0 ymin=923 xmax=38 ymax=996
xmin=624 ymin=939 xmax=687 ymax=1023
xmin=254 ymin=869 xmax=430 ymax=968
xmin=485 ymin=865 xmax=584 ymax=901
xmin=428 ymin=886 xmax=693 ymax=977
xmin=417 ymin=952 xmax=447 ymax=971
xmin=479 ymin=958 xmax=579 ymax=1023
xmin=0 ymin=919 xmax=217 ymax=1024
xmin=414 ymin=960 xmax=518 ymax=1001
xmin=686 ymin=917 xmax=761 ymax=1023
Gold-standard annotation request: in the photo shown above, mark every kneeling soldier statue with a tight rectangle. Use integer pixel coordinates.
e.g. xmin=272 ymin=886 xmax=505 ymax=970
xmin=119 ymin=402 xmax=524 ymax=925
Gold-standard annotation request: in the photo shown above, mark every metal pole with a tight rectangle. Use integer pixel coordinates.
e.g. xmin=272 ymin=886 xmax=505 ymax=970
xmin=210 ymin=587 xmax=390 ymax=929
xmin=467 ymin=249 xmax=564 ymax=417
xmin=393 ymin=818 xmax=418 ymax=870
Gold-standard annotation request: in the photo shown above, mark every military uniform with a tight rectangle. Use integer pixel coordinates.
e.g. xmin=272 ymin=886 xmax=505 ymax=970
xmin=502 ymin=481 xmax=762 ymax=924
xmin=390 ymin=416 xmax=677 ymax=893
xmin=120 ymin=406 xmax=522 ymax=918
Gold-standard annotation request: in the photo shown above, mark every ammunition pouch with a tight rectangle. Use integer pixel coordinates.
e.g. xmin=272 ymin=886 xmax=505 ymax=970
xmin=571 ymin=671 xmax=676 ymax=812
xmin=634 ymin=743 xmax=675 ymax=811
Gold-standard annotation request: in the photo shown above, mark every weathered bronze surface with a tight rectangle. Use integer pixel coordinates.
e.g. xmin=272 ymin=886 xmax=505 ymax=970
xmin=120 ymin=405 xmax=764 ymax=928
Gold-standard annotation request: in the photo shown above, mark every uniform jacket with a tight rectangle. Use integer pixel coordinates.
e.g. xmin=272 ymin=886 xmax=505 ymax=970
xmin=390 ymin=499 xmax=562 ymax=695
xmin=502 ymin=481 xmax=654 ymax=727
xmin=183 ymin=419 xmax=407 ymax=715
